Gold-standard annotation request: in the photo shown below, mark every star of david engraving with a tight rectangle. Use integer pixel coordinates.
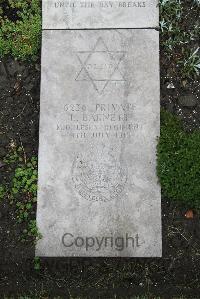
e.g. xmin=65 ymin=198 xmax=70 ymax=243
xmin=75 ymin=37 xmax=126 ymax=94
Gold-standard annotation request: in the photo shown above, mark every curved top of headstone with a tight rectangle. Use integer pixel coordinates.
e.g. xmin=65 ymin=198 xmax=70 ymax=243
xmin=42 ymin=0 xmax=159 ymax=29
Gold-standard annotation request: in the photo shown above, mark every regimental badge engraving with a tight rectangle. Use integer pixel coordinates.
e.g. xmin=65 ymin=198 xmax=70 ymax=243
xmin=72 ymin=146 xmax=127 ymax=202
xmin=75 ymin=37 xmax=126 ymax=94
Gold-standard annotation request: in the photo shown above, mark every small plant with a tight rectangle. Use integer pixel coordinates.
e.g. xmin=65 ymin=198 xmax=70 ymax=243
xmin=21 ymin=220 xmax=42 ymax=242
xmin=3 ymin=146 xmax=24 ymax=164
xmin=3 ymin=147 xmax=40 ymax=242
xmin=10 ymin=156 xmax=38 ymax=223
xmin=157 ymin=110 xmax=200 ymax=209
xmin=159 ymin=0 xmax=183 ymax=39
xmin=0 ymin=0 xmax=41 ymax=60
xmin=34 ymin=256 xmax=40 ymax=271
xmin=178 ymin=47 xmax=200 ymax=78
xmin=0 ymin=184 xmax=6 ymax=202
xmin=159 ymin=0 xmax=199 ymax=79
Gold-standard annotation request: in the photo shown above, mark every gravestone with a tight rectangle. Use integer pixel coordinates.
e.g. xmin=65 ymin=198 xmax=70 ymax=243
xmin=42 ymin=0 xmax=159 ymax=29
xmin=36 ymin=0 xmax=162 ymax=257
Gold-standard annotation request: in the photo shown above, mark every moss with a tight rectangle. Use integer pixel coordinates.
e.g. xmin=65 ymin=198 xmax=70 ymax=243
xmin=157 ymin=109 xmax=200 ymax=209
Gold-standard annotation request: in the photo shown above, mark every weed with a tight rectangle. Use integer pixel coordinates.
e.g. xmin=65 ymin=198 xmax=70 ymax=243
xmin=11 ymin=156 xmax=38 ymax=222
xmin=21 ymin=219 xmax=42 ymax=242
xmin=159 ymin=0 xmax=200 ymax=79
xmin=34 ymin=256 xmax=40 ymax=271
xmin=3 ymin=146 xmax=24 ymax=164
xmin=178 ymin=47 xmax=200 ymax=78
xmin=0 ymin=184 xmax=6 ymax=201
xmin=3 ymin=147 xmax=40 ymax=241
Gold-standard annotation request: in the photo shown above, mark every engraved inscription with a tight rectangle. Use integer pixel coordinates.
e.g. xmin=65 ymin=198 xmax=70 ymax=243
xmin=43 ymin=0 xmax=158 ymax=29
xmin=72 ymin=145 xmax=127 ymax=202
xmin=53 ymin=1 xmax=147 ymax=9
xmin=56 ymin=102 xmax=140 ymax=140
xmin=75 ymin=37 xmax=126 ymax=94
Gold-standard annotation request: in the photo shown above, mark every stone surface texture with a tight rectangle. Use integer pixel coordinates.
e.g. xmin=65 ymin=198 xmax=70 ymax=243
xmin=36 ymin=29 xmax=161 ymax=257
xmin=42 ymin=0 xmax=159 ymax=29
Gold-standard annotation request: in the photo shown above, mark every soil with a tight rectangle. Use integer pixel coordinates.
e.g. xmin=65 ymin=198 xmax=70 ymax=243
xmin=0 ymin=2 xmax=20 ymax=22
xmin=0 ymin=3 xmax=200 ymax=298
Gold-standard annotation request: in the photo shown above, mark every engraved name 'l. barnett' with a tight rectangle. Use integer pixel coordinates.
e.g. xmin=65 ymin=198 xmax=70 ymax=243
xmin=75 ymin=37 xmax=126 ymax=94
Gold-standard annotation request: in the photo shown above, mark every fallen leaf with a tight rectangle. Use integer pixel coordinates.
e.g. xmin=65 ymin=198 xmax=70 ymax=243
xmin=185 ymin=210 xmax=194 ymax=219
xmin=13 ymin=80 xmax=22 ymax=95
xmin=182 ymin=80 xmax=188 ymax=87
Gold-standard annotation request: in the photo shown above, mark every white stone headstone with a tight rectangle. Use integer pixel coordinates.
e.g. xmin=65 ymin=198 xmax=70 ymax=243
xmin=36 ymin=0 xmax=162 ymax=257
xmin=42 ymin=0 xmax=159 ymax=29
